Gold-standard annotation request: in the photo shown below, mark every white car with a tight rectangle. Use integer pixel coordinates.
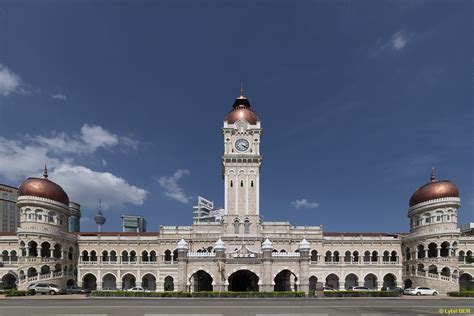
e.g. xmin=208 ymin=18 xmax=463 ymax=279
xmin=127 ymin=286 xmax=148 ymax=292
xmin=349 ymin=286 xmax=371 ymax=291
xmin=403 ymin=287 xmax=438 ymax=296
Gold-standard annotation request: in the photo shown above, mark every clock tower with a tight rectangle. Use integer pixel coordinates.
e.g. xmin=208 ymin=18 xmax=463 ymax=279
xmin=222 ymin=91 xmax=262 ymax=235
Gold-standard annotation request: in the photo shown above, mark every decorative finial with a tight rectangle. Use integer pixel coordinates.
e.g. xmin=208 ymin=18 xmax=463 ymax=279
xmin=98 ymin=198 xmax=102 ymax=215
xmin=430 ymin=166 xmax=436 ymax=182
xmin=240 ymin=82 xmax=244 ymax=96
xmin=43 ymin=165 xmax=48 ymax=179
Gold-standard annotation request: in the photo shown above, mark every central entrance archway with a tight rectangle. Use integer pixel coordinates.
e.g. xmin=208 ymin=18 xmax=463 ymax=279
xmin=191 ymin=270 xmax=213 ymax=292
xmin=228 ymin=270 xmax=259 ymax=292
xmin=274 ymin=270 xmax=297 ymax=291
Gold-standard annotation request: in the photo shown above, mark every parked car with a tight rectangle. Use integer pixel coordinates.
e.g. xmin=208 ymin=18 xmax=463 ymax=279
xmin=101 ymin=287 xmax=116 ymax=291
xmin=403 ymin=287 xmax=438 ymax=296
xmin=349 ymin=286 xmax=371 ymax=291
xmin=381 ymin=286 xmax=403 ymax=294
xmin=323 ymin=286 xmax=338 ymax=292
xmin=27 ymin=283 xmax=37 ymax=291
xmin=65 ymin=286 xmax=90 ymax=294
xmin=30 ymin=283 xmax=65 ymax=295
xmin=127 ymin=286 xmax=147 ymax=292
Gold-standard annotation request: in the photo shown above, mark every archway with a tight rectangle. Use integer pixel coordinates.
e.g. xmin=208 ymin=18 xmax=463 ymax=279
xmin=383 ymin=273 xmax=396 ymax=288
xmin=142 ymin=274 xmax=156 ymax=291
xmin=82 ymin=273 xmax=97 ymax=290
xmin=28 ymin=241 xmax=38 ymax=257
xmin=40 ymin=242 xmax=50 ymax=257
xmin=164 ymin=276 xmax=174 ymax=291
xmin=40 ymin=265 xmax=50 ymax=275
xmin=66 ymin=279 xmax=76 ymax=287
xmin=325 ymin=274 xmax=339 ymax=289
xmin=228 ymin=270 xmax=259 ymax=292
xmin=122 ymin=274 xmax=136 ymax=290
xmin=27 ymin=267 xmax=37 ymax=278
xmin=309 ymin=276 xmax=318 ymax=292
xmin=459 ymin=273 xmax=473 ymax=291
xmin=274 ymin=270 xmax=297 ymax=291
xmin=364 ymin=273 xmax=377 ymax=289
xmin=1 ymin=273 xmax=17 ymax=289
xmin=102 ymin=274 xmax=117 ymax=290
xmin=345 ymin=273 xmax=358 ymax=289
xmin=192 ymin=270 xmax=213 ymax=292
xmin=404 ymin=279 xmax=412 ymax=289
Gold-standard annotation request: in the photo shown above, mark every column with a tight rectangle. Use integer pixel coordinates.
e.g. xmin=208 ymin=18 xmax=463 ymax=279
xmin=424 ymin=250 xmax=428 ymax=258
xmin=436 ymin=247 xmax=441 ymax=258
xmin=176 ymin=249 xmax=188 ymax=292
xmin=299 ymin=249 xmax=310 ymax=294
xmin=339 ymin=282 xmax=345 ymax=291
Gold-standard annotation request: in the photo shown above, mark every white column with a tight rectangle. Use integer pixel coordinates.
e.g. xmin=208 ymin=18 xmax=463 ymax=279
xmin=256 ymin=172 xmax=260 ymax=216
xmin=224 ymin=174 xmax=228 ymax=214
xmin=245 ymin=174 xmax=249 ymax=216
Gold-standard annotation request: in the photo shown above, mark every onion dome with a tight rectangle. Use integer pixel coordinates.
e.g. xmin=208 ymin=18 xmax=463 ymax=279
xmin=18 ymin=165 xmax=69 ymax=206
xmin=261 ymin=238 xmax=273 ymax=251
xmin=94 ymin=199 xmax=106 ymax=226
xmin=298 ymin=238 xmax=311 ymax=251
xmin=176 ymin=238 xmax=189 ymax=250
xmin=409 ymin=168 xmax=460 ymax=207
xmin=214 ymin=238 xmax=226 ymax=251
xmin=224 ymin=88 xmax=259 ymax=125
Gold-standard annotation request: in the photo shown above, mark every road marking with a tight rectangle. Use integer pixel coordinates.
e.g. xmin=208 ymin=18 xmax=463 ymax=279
xmin=257 ymin=314 xmax=329 ymax=316
xmin=33 ymin=315 xmax=108 ymax=316
xmin=0 ymin=305 xmax=469 ymax=309
xmin=145 ymin=314 xmax=223 ymax=316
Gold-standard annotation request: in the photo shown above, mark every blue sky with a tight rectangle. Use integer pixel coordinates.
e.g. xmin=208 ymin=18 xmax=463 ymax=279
xmin=0 ymin=1 xmax=472 ymax=233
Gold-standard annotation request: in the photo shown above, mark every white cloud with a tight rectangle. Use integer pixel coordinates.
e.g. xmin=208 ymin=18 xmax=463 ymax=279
xmin=391 ymin=32 xmax=409 ymax=50
xmin=158 ymin=169 xmax=192 ymax=204
xmin=0 ymin=64 xmax=21 ymax=96
xmin=51 ymin=92 xmax=67 ymax=100
xmin=34 ymin=124 xmax=120 ymax=154
xmin=291 ymin=198 xmax=319 ymax=209
xmin=370 ymin=31 xmax=413 ymax=57
xmin=102 ymin=159 xmax=107 ymax=167
xmin=0 ymin=125 xmax=147 ymax=210
xmin=80 ymin=217 xmax=92 ymax=223
xmin=51 ymin=163 xmax=148 ymax=209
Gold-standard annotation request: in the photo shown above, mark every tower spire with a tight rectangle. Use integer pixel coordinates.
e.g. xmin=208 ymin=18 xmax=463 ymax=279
xmin=94 ymin=198 xmax=106 ymax=233
xmin=430 ymin=166 xmax=436 ymax=182
xmin=43 ymin=165 xmax=48 ymax=179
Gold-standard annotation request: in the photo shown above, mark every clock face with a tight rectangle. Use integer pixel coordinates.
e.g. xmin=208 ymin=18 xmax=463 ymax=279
xmin=235 ymin=138 xmax=250 ymax=152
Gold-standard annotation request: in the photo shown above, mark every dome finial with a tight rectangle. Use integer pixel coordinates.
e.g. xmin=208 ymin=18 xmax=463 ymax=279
xmin=430 ymin=166 xmax=436 ymax=182
xmin=43 ymin=165 xmax=48 ymax=179
xmin=237 ymin=82 xmax=246 ymax=99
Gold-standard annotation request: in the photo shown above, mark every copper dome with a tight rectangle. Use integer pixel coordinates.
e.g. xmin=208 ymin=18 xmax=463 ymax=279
xmin=409 ymin=168 xmax=459 ymax=207
xmin=224 ymin=94 xmax=259 ymax=125
xmin=18 ymin=167 xmax=69 ymax=206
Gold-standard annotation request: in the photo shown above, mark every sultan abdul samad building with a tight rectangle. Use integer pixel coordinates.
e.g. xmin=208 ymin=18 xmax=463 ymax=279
xmin=0 ymin=92 xmax=473 ymax=294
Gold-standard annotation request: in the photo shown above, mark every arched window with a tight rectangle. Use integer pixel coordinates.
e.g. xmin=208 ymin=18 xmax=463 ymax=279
xmin=251 ymin=180 xmax=254 ymax=187
xmin=371 ymin=251 xmax=378 ymax=262
xmin=173 ymin=250 xmax=178 ymax=261
xmin=333 ymin=251 xmax=340 ymax=262
xmin=364 ymin=251 xmax=371 ymax=262
xmin=230 ymin=180 xmax=233 ymax=188
xmin=82 ymin=250 xmax=89 ymax=262
xmin=233 ymin=219 xmax=240 ymax=234
xmin=383 ymin=251 xmax=390 ymax=262
xmin=164 ymin=250 xmax=171 ymax=262
xmin=150 ymin=251 xmax=157 ymax=262
xmin=311 ymin=250 xmax=318 ymax=262
xmin=405 ymin=247 xmax=411 ymax=260
xmin=142 ymin=251 xmax=149 ymax=262
xmin=353 ymin=251 xmax=359 ymax=262
xmin=325 ymin=251 xmax=332 ymax=262
xmin=102 ymin=250 xmax=109 ymax=262
xmin=90 ymin=250 xmax=97 ymax=262
xmin=130 ymin=251 xmax=137 ymax=262
xmin=344 ymin=251 xmax=351 ymax=263
xmin=244 ymin=220 xmax=250 ymax=234
xmin=122 ymin=250 xmax=129 ymax=262
xmin=240 ymin=180 xmax=244 ymax=187
xmin=110 ymin=251 xmax=117 ymax=262
xmin=390 ymin=251 xmax=397 ymax=262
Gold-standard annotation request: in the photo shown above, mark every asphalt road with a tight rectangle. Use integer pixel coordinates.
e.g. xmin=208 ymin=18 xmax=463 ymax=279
xmin=0 ymin=298 xmax=472 ymax=316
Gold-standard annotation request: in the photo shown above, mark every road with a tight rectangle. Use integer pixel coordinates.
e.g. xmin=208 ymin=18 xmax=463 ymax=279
xmin=0 ymin=297 xmax=472 ymax=316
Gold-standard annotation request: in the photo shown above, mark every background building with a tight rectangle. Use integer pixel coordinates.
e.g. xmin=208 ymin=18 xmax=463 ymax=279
xmin=193 ymin=196 xmax=225 ymax=223
xmin=122 ymin=214 xmax=147 ymax=233
xmin=0 ymin=184 xmax=20 ymax=232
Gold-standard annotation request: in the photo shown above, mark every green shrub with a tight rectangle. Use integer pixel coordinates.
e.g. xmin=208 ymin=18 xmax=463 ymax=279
xmin=324 ymin=290 xmax=400 ymax=298
xmin=447 ymin=291 xmax=474 ymax=297
xmin=4 ymin=289 xmax=33 ymax=297
xmin=91 ymin=291 xmax=306 ymax=298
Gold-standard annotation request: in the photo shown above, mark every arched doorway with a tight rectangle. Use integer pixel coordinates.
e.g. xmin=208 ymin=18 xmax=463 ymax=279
xmin=404 ymin=279 xmax=413 ymax=289
xmin=1 ymin=273 xmax=17 ymax=289
xmin=325 ymin=274 xmax=339 ymax=289
xmin=122 ymin=274 xmax=136 ymax=290
xmin=27 ymin=267 xmax=37 ymax=278
xmin=191 ymin=270 xmax=213 ymax=292
xmin=459 ymin=273 xmax=473 ymax=291
xmin=228 ymin=270 xmax=259 ymax=291
xmin=102 ymin=274 xmax=117 ymax=290
xmin=345 ymin=273 xmax=358 ymax=289
xmin=364 ymin=273 xmax=377 ymax=289
xmin=142 ymin=274 xmax=156 ymax=291
xmin=309 ymin=276 xmax=318 ymax=292
xmin=274 ymin=270 xmax=297 ymax=291
xmin=383 ymin=273 xmax=396 ymax=288
xmin=164 ymin=276 xmax=174 ymax=291
xmin=82 ymin=274 xmax=97 ymax=290
xmin=66 ymin=279 xmax=76 ymax=287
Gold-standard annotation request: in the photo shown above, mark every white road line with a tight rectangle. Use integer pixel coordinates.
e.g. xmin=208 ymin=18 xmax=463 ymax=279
xmin=257 ymin=314 xmax=329 ymax=316
xmin=145 ymin=314 xmax=223 ymax=316
xmin=0 ymin=305 xmax=466 ymax=309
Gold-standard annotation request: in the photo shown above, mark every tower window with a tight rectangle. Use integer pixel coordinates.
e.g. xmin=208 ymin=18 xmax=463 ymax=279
xmin=240 ymin=180 xmax=244 ymax=187
xmin=244 ymin=220 xmax=250 ymax=234
xmin=251 ymin=181 xmax=254 ymax=187
xmin=230 ymin=180 xmax=233 ymax=188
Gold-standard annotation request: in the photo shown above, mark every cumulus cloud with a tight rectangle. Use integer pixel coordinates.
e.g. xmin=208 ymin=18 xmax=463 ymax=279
xmin=391 ymin=32 xmax=409 ymax=50
xmin=0 ymin=125 xmax=147 ymax=210
xmin=51 ymin=92 xmax=67 ymax=100
xmin=158 ymin=169 xmax=192 ymax=203
xmin=51 ymin=164 xmax=147 ymax=209
xmin=0 ymin=64 xmax=21 ymax=96
xmin=291 ymin=198 xmax=320 ymax=209
xmin=34 ymin=124 xmax=120 ymax=154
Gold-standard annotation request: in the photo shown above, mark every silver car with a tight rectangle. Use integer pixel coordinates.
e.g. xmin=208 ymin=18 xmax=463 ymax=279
xmin=31 ymin=283 xmax=65 ymax=295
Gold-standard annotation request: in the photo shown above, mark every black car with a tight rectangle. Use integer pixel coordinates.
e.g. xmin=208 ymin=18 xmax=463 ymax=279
xmin=381 ymin=286 xmax=403 ymax=293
